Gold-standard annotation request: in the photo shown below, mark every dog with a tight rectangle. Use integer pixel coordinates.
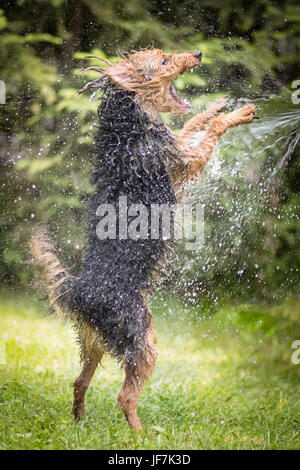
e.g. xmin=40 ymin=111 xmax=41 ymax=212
xmin=30 ymin=48 xmax=256 ymax=432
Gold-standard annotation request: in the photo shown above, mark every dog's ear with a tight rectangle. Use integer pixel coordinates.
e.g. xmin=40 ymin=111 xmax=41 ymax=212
xmin=106 ymin=62 xmax=140 ymax=91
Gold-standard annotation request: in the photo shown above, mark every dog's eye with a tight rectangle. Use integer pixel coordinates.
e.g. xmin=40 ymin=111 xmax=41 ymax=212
xmin=161 ymin=58 xmax=168 ymax=65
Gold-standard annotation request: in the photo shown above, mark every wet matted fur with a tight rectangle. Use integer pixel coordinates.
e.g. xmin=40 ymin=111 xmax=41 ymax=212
xmin=31 ymin=48 xmax=256 ymax=431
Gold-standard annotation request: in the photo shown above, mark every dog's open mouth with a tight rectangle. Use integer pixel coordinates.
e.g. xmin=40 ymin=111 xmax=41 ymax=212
xmin=169 ymin=57 xmax=201 ymax=112
xmin=170 ymin=84 xmax=191 ymax=111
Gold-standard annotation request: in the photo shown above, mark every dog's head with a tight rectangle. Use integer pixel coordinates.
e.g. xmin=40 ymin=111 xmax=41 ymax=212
xmin=81 ymin=49 xmax=202 ymax=115
xmin=106 ymin=49 xmax=201 ymax=115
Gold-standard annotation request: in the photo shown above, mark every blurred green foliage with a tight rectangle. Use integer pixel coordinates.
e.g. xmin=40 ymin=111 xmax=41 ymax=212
xmin=0 ymin=0 xmax=299 ymax=303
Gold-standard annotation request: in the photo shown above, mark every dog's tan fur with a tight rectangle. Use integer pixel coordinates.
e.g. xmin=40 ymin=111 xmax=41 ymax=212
xmin=30 ymin=227 xmax=71 ymax=317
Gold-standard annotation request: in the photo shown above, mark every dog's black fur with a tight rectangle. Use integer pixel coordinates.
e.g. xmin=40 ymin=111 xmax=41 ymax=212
xmin=56 ymin=81 xmax=177 ymax=364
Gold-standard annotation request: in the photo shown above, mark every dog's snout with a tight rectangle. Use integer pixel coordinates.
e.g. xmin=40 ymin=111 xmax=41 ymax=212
xmin=194 ymin=51 xmax=202 ymax=61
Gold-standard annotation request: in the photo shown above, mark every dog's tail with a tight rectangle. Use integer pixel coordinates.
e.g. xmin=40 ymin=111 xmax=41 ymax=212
xmin=30 ymin=226 xmax=73 ymax=318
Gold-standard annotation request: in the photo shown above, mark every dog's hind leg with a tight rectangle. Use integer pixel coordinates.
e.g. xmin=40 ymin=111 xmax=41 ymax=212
xmin=72 ymin=328 xmax=104 ymax=421
xmin=73 ymin=354 xmax=101 ymax=420
xmin=118 ymin=322 xmax=157 ymax=432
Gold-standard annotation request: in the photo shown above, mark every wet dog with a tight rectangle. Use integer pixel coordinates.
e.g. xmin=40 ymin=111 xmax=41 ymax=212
xmin=31 ymin=48 xmax=256 ymax=431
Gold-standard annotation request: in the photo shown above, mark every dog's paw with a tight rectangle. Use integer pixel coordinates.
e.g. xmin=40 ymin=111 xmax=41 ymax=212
xmin=209 ymin=96 xmax=228 ymax=113
xmin=72 ymin=402 xmax=85 ymax=421
xmin=229 ymin=103 xmax=256 ymax=125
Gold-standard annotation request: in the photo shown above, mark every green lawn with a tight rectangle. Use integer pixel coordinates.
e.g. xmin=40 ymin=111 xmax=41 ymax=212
xmin=0 ymin=294 xmax=300 ymax=450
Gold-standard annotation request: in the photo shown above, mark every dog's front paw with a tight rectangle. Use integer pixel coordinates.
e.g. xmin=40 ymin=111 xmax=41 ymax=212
xmin=209 ymin=96 xmax=228 ymax=114
xmin=228 ymin=103 xmax=256 ymax=126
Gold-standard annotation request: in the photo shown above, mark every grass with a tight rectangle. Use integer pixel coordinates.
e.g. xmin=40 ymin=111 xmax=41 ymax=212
xmin=0 ymin=293 xmax=300 ymax=450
